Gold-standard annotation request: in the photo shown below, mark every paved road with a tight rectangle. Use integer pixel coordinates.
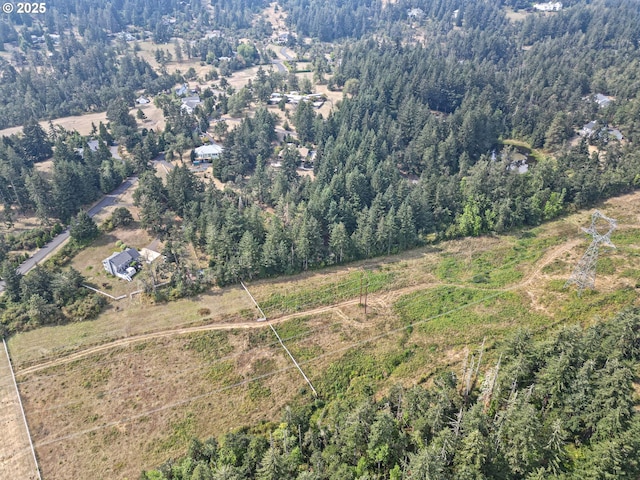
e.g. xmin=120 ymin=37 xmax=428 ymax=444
xmin=272 ymin=58 xmax=287 ymax=73
xmin=271 ymin=47 xmax=293 ymax=73
xmin=280 ymin=47 xmax=293 ymax=61
xmin=0 ymin=176 xmax=139 ymax=291
xmin=152 ymin=154 xmax=175 ymax=174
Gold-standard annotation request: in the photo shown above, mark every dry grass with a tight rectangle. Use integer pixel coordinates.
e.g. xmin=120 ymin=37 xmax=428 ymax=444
xmin=261 ymin=2 xmax=288 ymax=33
xmin=9 ymin=286 xmax=256 ymax=368
xmin=0 ymin=112 xmax=109 ymax=138
xmin=18 ymin=331 xmax=302 ymax=480
xmin=504 ymin=7 xmax=531 ymax=22
xmin=0 ymin=208 xmax=43 ymax=237
xmin=9 ymin=190 xmax=640 ymax=479
xmin=0 ymin=344 xmax=39 ymax=480
xmin=136 ymin=102 xmax=166 ymax=132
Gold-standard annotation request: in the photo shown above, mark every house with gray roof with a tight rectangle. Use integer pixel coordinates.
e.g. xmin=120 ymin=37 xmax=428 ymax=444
xmin=102 ymin=248 xmax=141 ymax=281
xmin=181 ymin=95 xmax=201 ymax=114
xmin=194 ymin=143 xmax=223 ymax=161
xmin=594 ymin=94 xmax=613 ymax=108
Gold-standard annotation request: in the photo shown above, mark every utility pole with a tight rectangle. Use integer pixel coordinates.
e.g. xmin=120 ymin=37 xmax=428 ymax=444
xmin=364 ymin=281 xmax=369 ymax=315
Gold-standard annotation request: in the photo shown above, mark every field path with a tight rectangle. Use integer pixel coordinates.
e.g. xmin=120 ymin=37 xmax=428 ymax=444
xmin=16 ymin=235 xmax=581 ymax=377
xmin=518 ymin=238 xmax=582 ymax=286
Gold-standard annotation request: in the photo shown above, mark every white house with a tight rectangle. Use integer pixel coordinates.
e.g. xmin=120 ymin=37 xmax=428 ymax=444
xmin=102 ymin=248 xmax=141 ymax=281
xmin=181 ymin=95 xmax=201 ymax=114
xmin=194 ymin=143 xmax=224 ymax=161
xmin=533 ymin=2 xmax=563 ymax=11
xmin=136 ymin=96 xmax=150 ymax=104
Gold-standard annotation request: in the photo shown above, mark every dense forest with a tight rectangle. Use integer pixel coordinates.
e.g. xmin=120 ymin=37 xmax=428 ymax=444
xmin=2 ymin=0 xmax=638 ymax=286
xmin=138 ymin=0 xmax=640 ymax=285
xmin=0 ymin=0 xmax=636 ymax=292
xmin=141 ymin=309 xmax=640 ymax=479
xmin=0 ymin=0 xmax=270 ymax=128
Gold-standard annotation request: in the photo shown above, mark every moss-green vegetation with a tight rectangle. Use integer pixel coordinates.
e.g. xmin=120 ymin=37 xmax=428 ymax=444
xmin=273 ymin=317 xmax=311 ymax=342
xmin=394 ymin=286 xmax=549 ymax=344
xmin=435 ymin=231 xmax=560 ymax=288
xmin=260 ymin=269 xmax=396 ymax=316
xmin=184 ymin=331 xmax=233 ymax=360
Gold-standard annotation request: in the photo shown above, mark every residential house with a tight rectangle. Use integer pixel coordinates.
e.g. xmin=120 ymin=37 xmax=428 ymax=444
xmin=76 ymin=139 xmax=100 ymax=157
xmin=194 ymin=143 xmax=224 ymax=161
xmin=136 ymin=96 xmax=150 ymax=104
xmin=608 ymin=128 xmax=623 ymax=141
xmin=175 ymin=83 xmax=189 ymax=96
xmin=580 ymin=121 xmax=598 ymax=137
xmin=181 ymin=95 xmax=201 ymax=114
xmin=594 ymin=93 xmax=613 ymax=108
xmin=102 ymin=248 xmax=141 ymax=281
xmin=533 ymin=2 xmax=563 ymax=11
xmin=276 ymin=32 xmax=291 ymax=45
xmin=269 ymin=92 xmax=284 ymax=104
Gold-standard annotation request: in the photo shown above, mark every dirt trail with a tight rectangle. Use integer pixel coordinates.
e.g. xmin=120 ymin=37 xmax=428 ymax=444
xmin=17 ymin=236 xmax=582 ymax=377
xmin=518 ymin=239 xmax=582 ymax=287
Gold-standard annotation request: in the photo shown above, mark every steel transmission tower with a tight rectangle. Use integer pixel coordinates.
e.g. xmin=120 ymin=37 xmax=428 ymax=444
xmin=565 ymin=210 xmax=617 ymax=294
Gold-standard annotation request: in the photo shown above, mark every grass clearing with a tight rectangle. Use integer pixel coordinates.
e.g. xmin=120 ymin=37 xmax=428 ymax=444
xmin=394 ymin=287 xmax=548 ymax=344
xmin=256 ymin=268 xmax=398 ymax=317
xmin=8 ymin=285 xmax=255 ymax=368
xmin=11 ymin=190 xmax=640 ymax=479
xmin=69 ymin=224 xmax=155 ymax=297
xmin=0 ymin=343 xmax=39 ymax=480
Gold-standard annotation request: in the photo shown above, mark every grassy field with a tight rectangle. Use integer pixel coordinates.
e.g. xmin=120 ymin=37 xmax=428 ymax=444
xmin=8 ymin=176 xmax=640 ymax=480
xmin=0 ymin=341 xmax=39 ymax=480
xmin=9 ymin=286 xmax=256 ymax=368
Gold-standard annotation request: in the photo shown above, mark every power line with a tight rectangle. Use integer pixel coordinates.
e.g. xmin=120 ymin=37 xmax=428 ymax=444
xmin=565 ymin=210 xmax=617 ymax=294
xmin=32 ymin=286 xmax=508 ymax=449
xmin=3 ymin=338 xmax=41 ymax=480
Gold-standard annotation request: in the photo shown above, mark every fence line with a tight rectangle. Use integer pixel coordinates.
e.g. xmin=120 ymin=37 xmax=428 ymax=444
xmin=3 ymin=338 xmax=42 ymax=480
xmin=81 ymin=284 xmax=127 ymax=300
xmin=240 ymin=281 xmax=267 ymax=321
xmin=241 ymin=281 xmax=317 ymax=396
xmin=268 ymin=323 xmax=318 ymax=397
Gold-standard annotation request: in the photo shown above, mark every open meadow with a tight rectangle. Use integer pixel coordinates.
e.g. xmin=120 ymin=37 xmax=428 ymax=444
xmin=5 ymin=190 xmax=640 ymax=478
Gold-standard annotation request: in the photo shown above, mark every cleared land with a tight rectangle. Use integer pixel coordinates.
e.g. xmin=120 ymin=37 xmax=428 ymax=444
xmin=0 ymin=341 xmax=39 ymax=480
xmin=7 ymin=191 xmax=640 ymax=479
xmin=0 ymin=111 xmax=109 ymax=138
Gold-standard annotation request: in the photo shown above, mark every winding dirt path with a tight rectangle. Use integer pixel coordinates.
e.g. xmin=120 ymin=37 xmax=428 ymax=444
xmin=16 ymin=237 xmax=582 ymax=377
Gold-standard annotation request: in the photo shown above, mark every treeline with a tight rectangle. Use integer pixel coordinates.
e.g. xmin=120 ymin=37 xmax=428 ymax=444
xmin=0 ymin=264 xmax=105 ymax=336
xmin=200 ymin=26 xmax=640 ymax=286
xmin=3 ymin=0 xmax=266 ymax=41
xmin=0 ymin=42 xmax=174 ymax=128
xmin=281 ymin=0 xmax=384 ymax=42
xmin=142 ymin=308 xmax=640 ymax=479
xmin=0 ymin=122 xmax=128 ymax=225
